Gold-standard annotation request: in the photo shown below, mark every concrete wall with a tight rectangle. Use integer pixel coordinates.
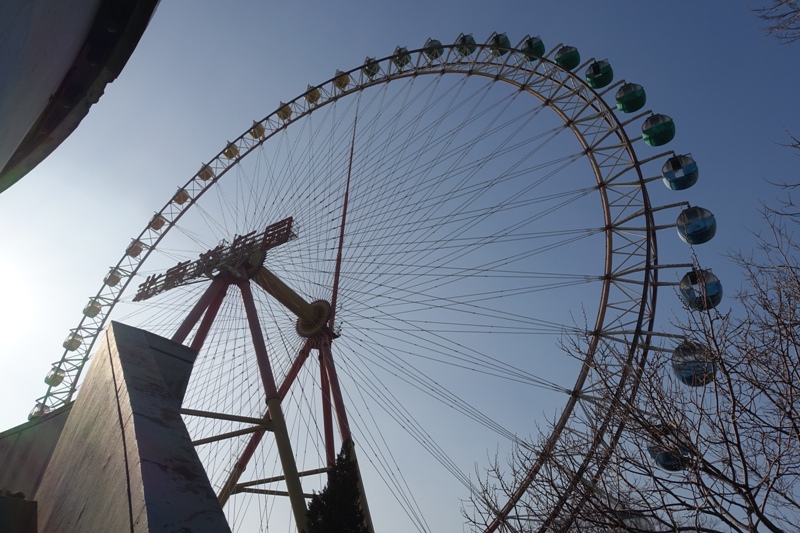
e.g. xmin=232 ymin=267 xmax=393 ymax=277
xmin=32 ymin=321 xmax=231 ymax=532
xmin=0 ymin=491 xmax=37 ymax=533
xmin=0 ymin=403 xmax=72 ymax=500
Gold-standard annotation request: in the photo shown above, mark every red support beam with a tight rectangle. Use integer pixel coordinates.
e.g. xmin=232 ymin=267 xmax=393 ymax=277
xmin=278 ymin=341 xmax=313 ymax=399
xmin=235 ymin=276 xmax=307 ymax=528
xmin=171 ymin=276 xmax=228 ymax=345
xmin=189 ymin=284 xmax=229 ymax=352
xmin=319 ymin=340 xmax=351 ymax=443
xmin=237 ymin=277 xmax=279 ymax=399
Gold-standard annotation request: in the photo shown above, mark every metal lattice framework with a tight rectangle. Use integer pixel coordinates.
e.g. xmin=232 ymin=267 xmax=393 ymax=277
xmin=35 ymin=34 xmax=699 ymax=531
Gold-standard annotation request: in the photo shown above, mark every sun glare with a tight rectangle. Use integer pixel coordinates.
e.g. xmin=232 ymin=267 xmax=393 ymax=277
xmin=0 ymin=258 xmax=38 ymax=337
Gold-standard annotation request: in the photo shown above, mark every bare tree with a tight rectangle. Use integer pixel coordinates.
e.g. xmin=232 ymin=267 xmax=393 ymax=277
xmin=755 ymin=1 xmax=800 ymax=44
xmin=467 ymin=183 xmax=800 ymax=531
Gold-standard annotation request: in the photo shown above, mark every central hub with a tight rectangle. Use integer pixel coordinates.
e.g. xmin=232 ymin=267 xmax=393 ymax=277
xmin=295 ymin=300 xmax=332 ymax=337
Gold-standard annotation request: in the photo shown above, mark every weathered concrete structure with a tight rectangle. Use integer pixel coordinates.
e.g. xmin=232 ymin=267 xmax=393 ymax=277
xmin=0 ymin=490 xmax=37 ymax=533
xmin=0 ymin=322 xmax=231 ymax=532
xmin=0 ymin=404 xmax=72 ymax=501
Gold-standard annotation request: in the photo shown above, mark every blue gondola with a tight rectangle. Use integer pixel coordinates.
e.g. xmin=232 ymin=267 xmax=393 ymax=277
xmin=679 ymin=269 xmax=723 ymax=310
xmin=677 ymin=206 xmax=716 ymax=245
xmin=662 ymin=154 xmax=699 ymax=191
xmin=647 ymin=443 xmax=693 ymax=472
xmin=672 ymin=340 xmax=716 ymax=387
xmin=646 ymin=425 xmax=694 ymax=472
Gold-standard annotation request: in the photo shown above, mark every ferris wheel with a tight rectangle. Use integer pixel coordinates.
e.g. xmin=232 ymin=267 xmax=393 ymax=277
xmin=33 ymin=33 xmax=718 ymax=531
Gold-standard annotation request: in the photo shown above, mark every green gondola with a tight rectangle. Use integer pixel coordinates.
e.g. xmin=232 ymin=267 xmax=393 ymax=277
xmin=489 ymin=32 xmax=511 ymax=57
xmin=642 ymin=114 xmax=675 ymax=146
xmin=423 ymin=38 xmax=444 ymax=60
xmin=615 ymin=83 xmax=646 ymax=113
xmin=585 ymin=60 xmax=613 ymax=89
xmin=455 ymin=33 xmax=476 ymax=56
xmin=555 ymin=45 xmax=580 ymax=70
xmin=520 ymin=36 xmax=545 ymax=60
xmin=393 ymin=46 xmax=411 ymax=68
xmin=362 ymin=57 xmax=380 ymax=79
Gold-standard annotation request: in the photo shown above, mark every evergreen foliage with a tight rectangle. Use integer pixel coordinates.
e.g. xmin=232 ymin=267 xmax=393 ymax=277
xmin=307 ymin=443 xmax=368 ymax=533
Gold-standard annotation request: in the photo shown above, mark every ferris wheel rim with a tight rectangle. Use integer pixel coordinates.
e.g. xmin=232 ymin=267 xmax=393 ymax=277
xmin=38 ymin=35 xmax=661 ymax=532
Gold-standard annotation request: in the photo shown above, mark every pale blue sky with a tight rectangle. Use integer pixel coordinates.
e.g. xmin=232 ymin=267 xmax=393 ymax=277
xmin=0 ymin=2 xmax=798 ymax=531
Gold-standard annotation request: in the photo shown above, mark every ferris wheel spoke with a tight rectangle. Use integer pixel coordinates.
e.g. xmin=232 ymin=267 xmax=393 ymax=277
xmin=33 ymin=36 xmax=705 ymax=532
xmin=337 ymin=340 xmax=476 ymax=467
xmin=348 ymin=311 xmax=570 ymax=394
xmin=335 ymin=350 xmax=433 ymax=532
